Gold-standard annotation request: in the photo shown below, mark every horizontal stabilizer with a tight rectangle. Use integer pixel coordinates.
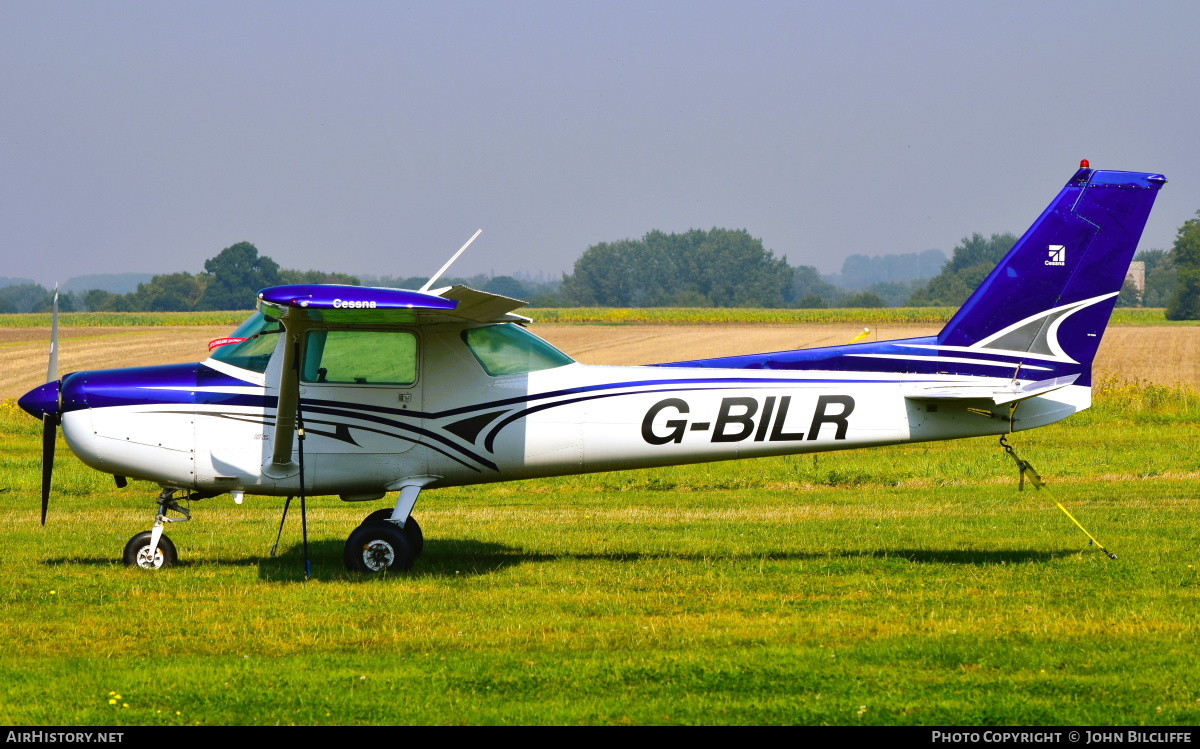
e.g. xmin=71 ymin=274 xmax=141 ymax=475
xmin=905 ymin=374 xmax=1079 ymax=406
xmin=992 ymin=374 xmax=1080 ymax=405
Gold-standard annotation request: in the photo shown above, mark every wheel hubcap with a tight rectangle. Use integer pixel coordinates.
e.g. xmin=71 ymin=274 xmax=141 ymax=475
xmin=361 ymin=540 xmax=395 ymax=571
xmin=136 ymin=545 xmax=164 ymax=569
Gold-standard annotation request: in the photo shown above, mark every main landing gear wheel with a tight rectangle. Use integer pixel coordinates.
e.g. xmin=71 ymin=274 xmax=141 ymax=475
xmin=123 ymin=531 xmax=178 ymax=569
xmin=344 ymin=521 xmax=416 ymax=573
xmin=362 ymin=510 xmax=424 ymax=558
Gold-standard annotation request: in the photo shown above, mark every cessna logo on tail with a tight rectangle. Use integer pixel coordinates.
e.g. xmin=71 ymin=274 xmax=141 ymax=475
xmin=641 ymin=395 xmax=855 ymax=445
xmin=1046 ymin=245 xmax=1066 ymax=266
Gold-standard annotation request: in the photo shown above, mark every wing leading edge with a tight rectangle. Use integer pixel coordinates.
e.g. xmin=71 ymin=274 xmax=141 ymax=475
xmin=256 ymin=284 xmax=530 ymax=325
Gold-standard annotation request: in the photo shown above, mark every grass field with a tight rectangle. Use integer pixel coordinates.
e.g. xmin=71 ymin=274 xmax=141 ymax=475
xmin=1 ymin=312 xmax=1198 ymax=725
xmin=0 ymin=380 xmax=1198 ymax=725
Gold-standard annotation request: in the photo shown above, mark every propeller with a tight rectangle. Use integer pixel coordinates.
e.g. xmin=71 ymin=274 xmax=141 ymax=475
xmin=35 ymin=288 xmax=61 ymax=525
xmin=18 ymin=379 xmax=63 ymax=524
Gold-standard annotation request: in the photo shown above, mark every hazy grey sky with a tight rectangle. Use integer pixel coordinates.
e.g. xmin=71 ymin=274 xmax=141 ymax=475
xmin=3 ymin=1 xmax=1197 ymax=287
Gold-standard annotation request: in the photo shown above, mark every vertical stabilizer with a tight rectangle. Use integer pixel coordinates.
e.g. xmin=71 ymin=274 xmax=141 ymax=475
xmin=937 ymin=167 xmax=1166 ymax=383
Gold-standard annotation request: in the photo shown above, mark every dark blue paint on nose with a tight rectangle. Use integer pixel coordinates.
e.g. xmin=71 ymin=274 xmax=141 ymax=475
xmin=18 ymin=380 xmax=61 ymax=420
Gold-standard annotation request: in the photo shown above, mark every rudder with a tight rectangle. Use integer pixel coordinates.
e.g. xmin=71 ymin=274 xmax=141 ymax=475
xmin=937 ymin=165 xmax=1166 ymax=382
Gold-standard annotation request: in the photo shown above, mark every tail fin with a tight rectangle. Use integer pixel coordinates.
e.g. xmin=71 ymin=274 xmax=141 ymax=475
xmin=937 ymin=166 xmax=1166 ymax=382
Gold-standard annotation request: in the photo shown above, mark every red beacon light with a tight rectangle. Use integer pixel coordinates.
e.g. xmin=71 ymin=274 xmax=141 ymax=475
xmin=1080 ymin=159 xmax=1090 ymax=168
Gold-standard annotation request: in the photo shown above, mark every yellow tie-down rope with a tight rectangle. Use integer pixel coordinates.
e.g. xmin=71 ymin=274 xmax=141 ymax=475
xmin=998 ymin=435 xmax=1118 ymax=560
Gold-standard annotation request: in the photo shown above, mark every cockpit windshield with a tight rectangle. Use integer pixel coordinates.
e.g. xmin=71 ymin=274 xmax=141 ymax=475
xmin=208 ymin=313 xmax=284 ymax=373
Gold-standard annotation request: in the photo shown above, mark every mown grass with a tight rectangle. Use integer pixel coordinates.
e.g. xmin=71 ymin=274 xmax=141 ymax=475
xmin=0 ymin=307 xmax=1187 ymax=328
xmin=0 ymin=387 xmax=1197 ymax=726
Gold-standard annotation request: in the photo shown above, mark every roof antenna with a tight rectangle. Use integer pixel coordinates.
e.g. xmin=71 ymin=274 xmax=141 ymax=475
xmin=420 ymin=229 xmax=483 ymax=292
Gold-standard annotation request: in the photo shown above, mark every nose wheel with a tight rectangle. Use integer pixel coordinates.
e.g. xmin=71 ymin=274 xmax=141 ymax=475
xmin=122 ymin=487 xmax=195 ymax=569
xmin=123 ymin=531 xmax=178 ymax=569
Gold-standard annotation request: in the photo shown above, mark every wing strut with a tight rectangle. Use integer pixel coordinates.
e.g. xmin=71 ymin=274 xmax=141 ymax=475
xmin=271 ymin=332 xmax=300 ymax=468
xmin=266 ymin=338 xmax=313 ymax=579
xmin=296 ymin=378 xmax=311 ymax=580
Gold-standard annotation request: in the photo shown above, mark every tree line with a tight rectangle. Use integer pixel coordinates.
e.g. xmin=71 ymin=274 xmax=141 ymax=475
xmin=547 ymin=228 xmax=939 ymax=309
xmin=902 ymin=219 xmax=1193 ymax=317
xmin=548 ymin=225 xmax=1190 ymax=313
xmin=4 ymin=213 xmax=1198 ymax=316
xmin=0 ymin=242 xmax=359 ymax=314
xmin=0 ymin=241 xmax=564 ymax=314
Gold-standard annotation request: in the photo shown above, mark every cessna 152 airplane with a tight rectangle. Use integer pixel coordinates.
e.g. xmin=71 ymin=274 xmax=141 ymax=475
xmin=18 ymin=163 xmax=1166 ymax=573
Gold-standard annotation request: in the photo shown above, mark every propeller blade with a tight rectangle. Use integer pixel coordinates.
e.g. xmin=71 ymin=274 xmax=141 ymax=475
xmin=40 ymin=413 xmax=57 ymax=526
xmin=47 ymin=286 xmax=59 ymax=383
xmin=34 ymin=289 xmax=62 ymax=525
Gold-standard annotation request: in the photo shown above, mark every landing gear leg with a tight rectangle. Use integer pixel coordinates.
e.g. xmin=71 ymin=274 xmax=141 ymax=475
xmin=123 ymin=488 xmax=192 ymax=569
xmin=344 ymin=481 xmax=431 ymax=572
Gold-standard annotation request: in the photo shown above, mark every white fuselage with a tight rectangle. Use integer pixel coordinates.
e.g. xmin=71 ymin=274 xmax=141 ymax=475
xmin=59 ymin=322 xmax=1089 ymax=497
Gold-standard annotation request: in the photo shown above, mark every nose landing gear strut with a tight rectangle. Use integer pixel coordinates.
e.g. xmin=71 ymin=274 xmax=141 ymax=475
xmin=122 ymin=487 xmax=208 ymax=569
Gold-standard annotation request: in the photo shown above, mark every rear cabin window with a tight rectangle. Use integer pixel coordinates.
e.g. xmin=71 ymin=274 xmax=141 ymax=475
xmin=462 ymin=324 xmax=574 ymax=376
xmin=208 ymin=313 xmax=284 ymax=374
xmin=302 ymin=330 xmax=418 ymax=385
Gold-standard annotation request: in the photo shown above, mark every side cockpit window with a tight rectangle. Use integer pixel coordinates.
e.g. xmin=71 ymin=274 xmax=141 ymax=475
xmin=208 ymin=313 xmax=284 ymax=374
xmin=303 ymin=330 xmax=418 ymax=385
xmin=462 ymin=323 xmax=574 ymax=376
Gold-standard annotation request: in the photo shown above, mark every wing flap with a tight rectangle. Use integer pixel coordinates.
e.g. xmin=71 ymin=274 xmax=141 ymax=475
xmin=429 ymin=285 xmax=532 ymax=323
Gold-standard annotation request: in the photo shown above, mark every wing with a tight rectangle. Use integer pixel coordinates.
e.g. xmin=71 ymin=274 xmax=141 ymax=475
xmin=256 ymin=283 xmax=529 ymax=324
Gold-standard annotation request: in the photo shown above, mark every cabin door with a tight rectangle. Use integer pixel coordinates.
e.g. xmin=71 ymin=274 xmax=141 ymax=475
xmin=297 ymin=328 xmax=424 ymax=458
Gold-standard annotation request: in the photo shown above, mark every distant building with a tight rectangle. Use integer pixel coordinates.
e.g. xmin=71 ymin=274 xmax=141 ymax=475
xmin=1125 ymin=261 xmax=1145 ymax=295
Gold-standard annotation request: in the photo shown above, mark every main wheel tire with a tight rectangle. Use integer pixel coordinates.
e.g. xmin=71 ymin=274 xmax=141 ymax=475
xmin=362 ymin=510 xmax=424 ymax=559
xmin=122 ymin=531 xmax=178 ymax=569
xmin=344 ymin=521 xmax=415 ymax=573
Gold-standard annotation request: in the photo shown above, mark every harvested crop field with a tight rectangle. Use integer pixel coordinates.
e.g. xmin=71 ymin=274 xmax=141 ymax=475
xmin=0 ymin=325 xmax=231 ymax=401
xmin=2 ymin=323 xmax=1198 ymax=400
xmin=539 ymin=324 xmax=1200 ymax=389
